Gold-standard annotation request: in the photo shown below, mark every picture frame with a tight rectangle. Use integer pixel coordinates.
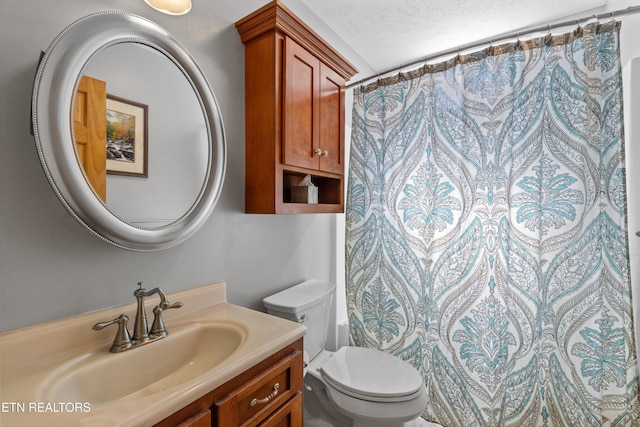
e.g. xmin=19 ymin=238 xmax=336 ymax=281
xmin=106 ymin=94 xmax=148 ymax=177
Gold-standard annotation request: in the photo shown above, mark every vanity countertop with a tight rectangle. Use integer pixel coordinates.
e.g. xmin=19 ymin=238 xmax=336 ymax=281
xmin=0 ymin=282 xmax=306 ymax=426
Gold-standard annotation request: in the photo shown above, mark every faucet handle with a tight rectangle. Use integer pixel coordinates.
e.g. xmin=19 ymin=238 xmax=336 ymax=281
xmin=92 ymin=314 xmax=132 ymax=353
xmin=160 ymin=301 xmax=183 ymax=310
xmin=150 ymin=300 xmax=183 ymax=337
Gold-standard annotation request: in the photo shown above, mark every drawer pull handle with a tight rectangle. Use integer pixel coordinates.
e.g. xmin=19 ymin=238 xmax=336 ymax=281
xmin=250 ymin=383 xmax=280 ymax=407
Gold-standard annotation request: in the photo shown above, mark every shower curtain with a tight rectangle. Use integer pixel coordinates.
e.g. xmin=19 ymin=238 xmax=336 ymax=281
xmin=345 ymin=21 xmax=640 ymax=426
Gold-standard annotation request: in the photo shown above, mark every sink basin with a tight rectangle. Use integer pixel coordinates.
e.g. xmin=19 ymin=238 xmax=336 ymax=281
xmin=40 ymin=322 xmax=245 ymax=406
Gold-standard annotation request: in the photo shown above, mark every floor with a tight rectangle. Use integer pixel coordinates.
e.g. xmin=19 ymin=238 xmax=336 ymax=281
xmin=303 ymin=414 xmax=442 ymax=427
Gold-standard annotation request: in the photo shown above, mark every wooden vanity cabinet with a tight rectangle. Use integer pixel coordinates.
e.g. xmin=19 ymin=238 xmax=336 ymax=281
xmin=235 ymin=0 xmax=357 ymax=214
xmin=154 ymin=339 xmax=303 ymax=427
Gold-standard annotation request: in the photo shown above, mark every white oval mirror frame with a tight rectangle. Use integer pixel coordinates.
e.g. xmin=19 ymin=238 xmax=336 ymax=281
xmin=32 ymin=11 xmax=226 ymax=251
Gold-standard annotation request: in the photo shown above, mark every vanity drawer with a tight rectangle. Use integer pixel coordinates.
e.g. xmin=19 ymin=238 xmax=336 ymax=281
xmin=215 ymin=350 xmax=303 ymax=427
xmin=260 ymin=391 xmax=302 ymax=427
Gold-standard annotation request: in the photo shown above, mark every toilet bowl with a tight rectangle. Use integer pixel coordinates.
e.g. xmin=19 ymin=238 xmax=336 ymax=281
xmin=318 ymin=346 xmax=428 ymax=427
xmin=263 ymin=280 xmax=429 ymax=427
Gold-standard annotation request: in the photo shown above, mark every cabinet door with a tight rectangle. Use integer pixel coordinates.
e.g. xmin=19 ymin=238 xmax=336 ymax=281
xmin=175 ymin=409 xmax=211 ymax=427
xmin=283 ymin=37 xmax=320 ymax=170
xmin=318 ymin=64 xmax=345 ymax=174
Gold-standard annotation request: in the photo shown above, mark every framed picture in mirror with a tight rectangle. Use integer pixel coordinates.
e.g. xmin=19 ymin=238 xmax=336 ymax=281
xmin=106 ymin=94 xmax=148 ymax=177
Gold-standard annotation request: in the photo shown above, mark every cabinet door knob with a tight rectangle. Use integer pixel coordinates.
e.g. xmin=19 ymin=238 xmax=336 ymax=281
xmin=250 ymin=383 xmax=280 ymax=407
xmin=322 ymin=150 xmax=329 ymax=157
xmin=314 ymin=148 xmax=323 ymax=156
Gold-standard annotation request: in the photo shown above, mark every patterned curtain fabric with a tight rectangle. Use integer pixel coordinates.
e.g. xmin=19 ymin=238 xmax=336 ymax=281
xmin=345 ymin=21 xmax=640 ymax=426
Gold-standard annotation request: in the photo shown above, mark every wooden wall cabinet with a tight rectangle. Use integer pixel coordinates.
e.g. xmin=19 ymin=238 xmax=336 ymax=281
xmin=154 ymin=339 xmax=303 ymax=427
xmin=236 ymin=0 xmax=357 ymax=214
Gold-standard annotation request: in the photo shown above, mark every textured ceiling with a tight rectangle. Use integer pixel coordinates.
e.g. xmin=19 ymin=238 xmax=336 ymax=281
xmin=301 ymin=0 xmax=610 ymax=79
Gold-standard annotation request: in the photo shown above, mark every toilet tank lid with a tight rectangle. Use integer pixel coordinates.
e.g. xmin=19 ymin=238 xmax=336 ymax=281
xmin=263 ymin=280 xmax=335 ymax=314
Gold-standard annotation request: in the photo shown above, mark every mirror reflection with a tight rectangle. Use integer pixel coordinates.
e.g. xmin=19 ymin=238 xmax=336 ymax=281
xmin=78 ymin=43 xmax=208 ymax=227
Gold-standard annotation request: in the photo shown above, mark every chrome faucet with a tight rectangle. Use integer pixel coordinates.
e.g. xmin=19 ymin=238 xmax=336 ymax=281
xmin=93 ymin=282 xmax=183 ymax=353
xmin=133 ymin=282 xmax=183 ymax=340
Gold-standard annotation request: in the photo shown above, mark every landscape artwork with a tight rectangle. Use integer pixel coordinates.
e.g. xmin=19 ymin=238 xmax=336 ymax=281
xmin=106 ymin=94 xmax=148 ymax=177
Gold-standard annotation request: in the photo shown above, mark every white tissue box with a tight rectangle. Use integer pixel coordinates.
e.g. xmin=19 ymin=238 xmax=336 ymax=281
xmin=291 ymin=185 xmax=318 ymax=204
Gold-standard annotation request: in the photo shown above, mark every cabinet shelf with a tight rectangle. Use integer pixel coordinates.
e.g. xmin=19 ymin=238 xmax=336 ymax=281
xmin=283 ymin=171 xmax=341 ymax=205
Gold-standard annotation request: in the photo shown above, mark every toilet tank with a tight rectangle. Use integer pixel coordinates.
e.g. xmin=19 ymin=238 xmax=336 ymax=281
xmin=263 ymin=280 xmax=335 ymax=360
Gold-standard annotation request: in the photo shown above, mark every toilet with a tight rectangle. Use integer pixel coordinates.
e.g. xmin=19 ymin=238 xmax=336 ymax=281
xmin=263 ymin=279 xmax=429 ymax=427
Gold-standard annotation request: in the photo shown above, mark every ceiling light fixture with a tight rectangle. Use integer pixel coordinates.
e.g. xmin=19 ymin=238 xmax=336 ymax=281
xmin=144 ymin=0 xmax=192 ymax=15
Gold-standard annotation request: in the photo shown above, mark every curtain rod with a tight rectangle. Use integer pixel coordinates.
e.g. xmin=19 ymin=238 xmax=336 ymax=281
xmin=346 ymin=4 xmax=640 ymax=90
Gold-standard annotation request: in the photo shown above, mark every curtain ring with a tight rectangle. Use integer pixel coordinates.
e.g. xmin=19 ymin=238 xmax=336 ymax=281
xmin=544 ymin=25 xmax=552 ymax=44
xmin=574 ymin=19 xmax=583 ymax=36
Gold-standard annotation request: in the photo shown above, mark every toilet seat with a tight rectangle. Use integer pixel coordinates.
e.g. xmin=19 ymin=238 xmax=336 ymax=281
xmin=324 ymin=383 xmax=428 ymax=424
xmin=320 ymin=346 xmax=424 ymax=403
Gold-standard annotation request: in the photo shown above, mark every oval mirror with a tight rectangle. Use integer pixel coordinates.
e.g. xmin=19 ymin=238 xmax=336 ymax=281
xmin=32 ymin=12 xmax=226 ymax=251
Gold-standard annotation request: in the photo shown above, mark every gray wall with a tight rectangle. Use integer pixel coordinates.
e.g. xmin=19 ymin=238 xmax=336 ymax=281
xmin=3 ymin=0 xmax=640 ymax=343
xmin=0 ymin=0 xmax=361 ymax=333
